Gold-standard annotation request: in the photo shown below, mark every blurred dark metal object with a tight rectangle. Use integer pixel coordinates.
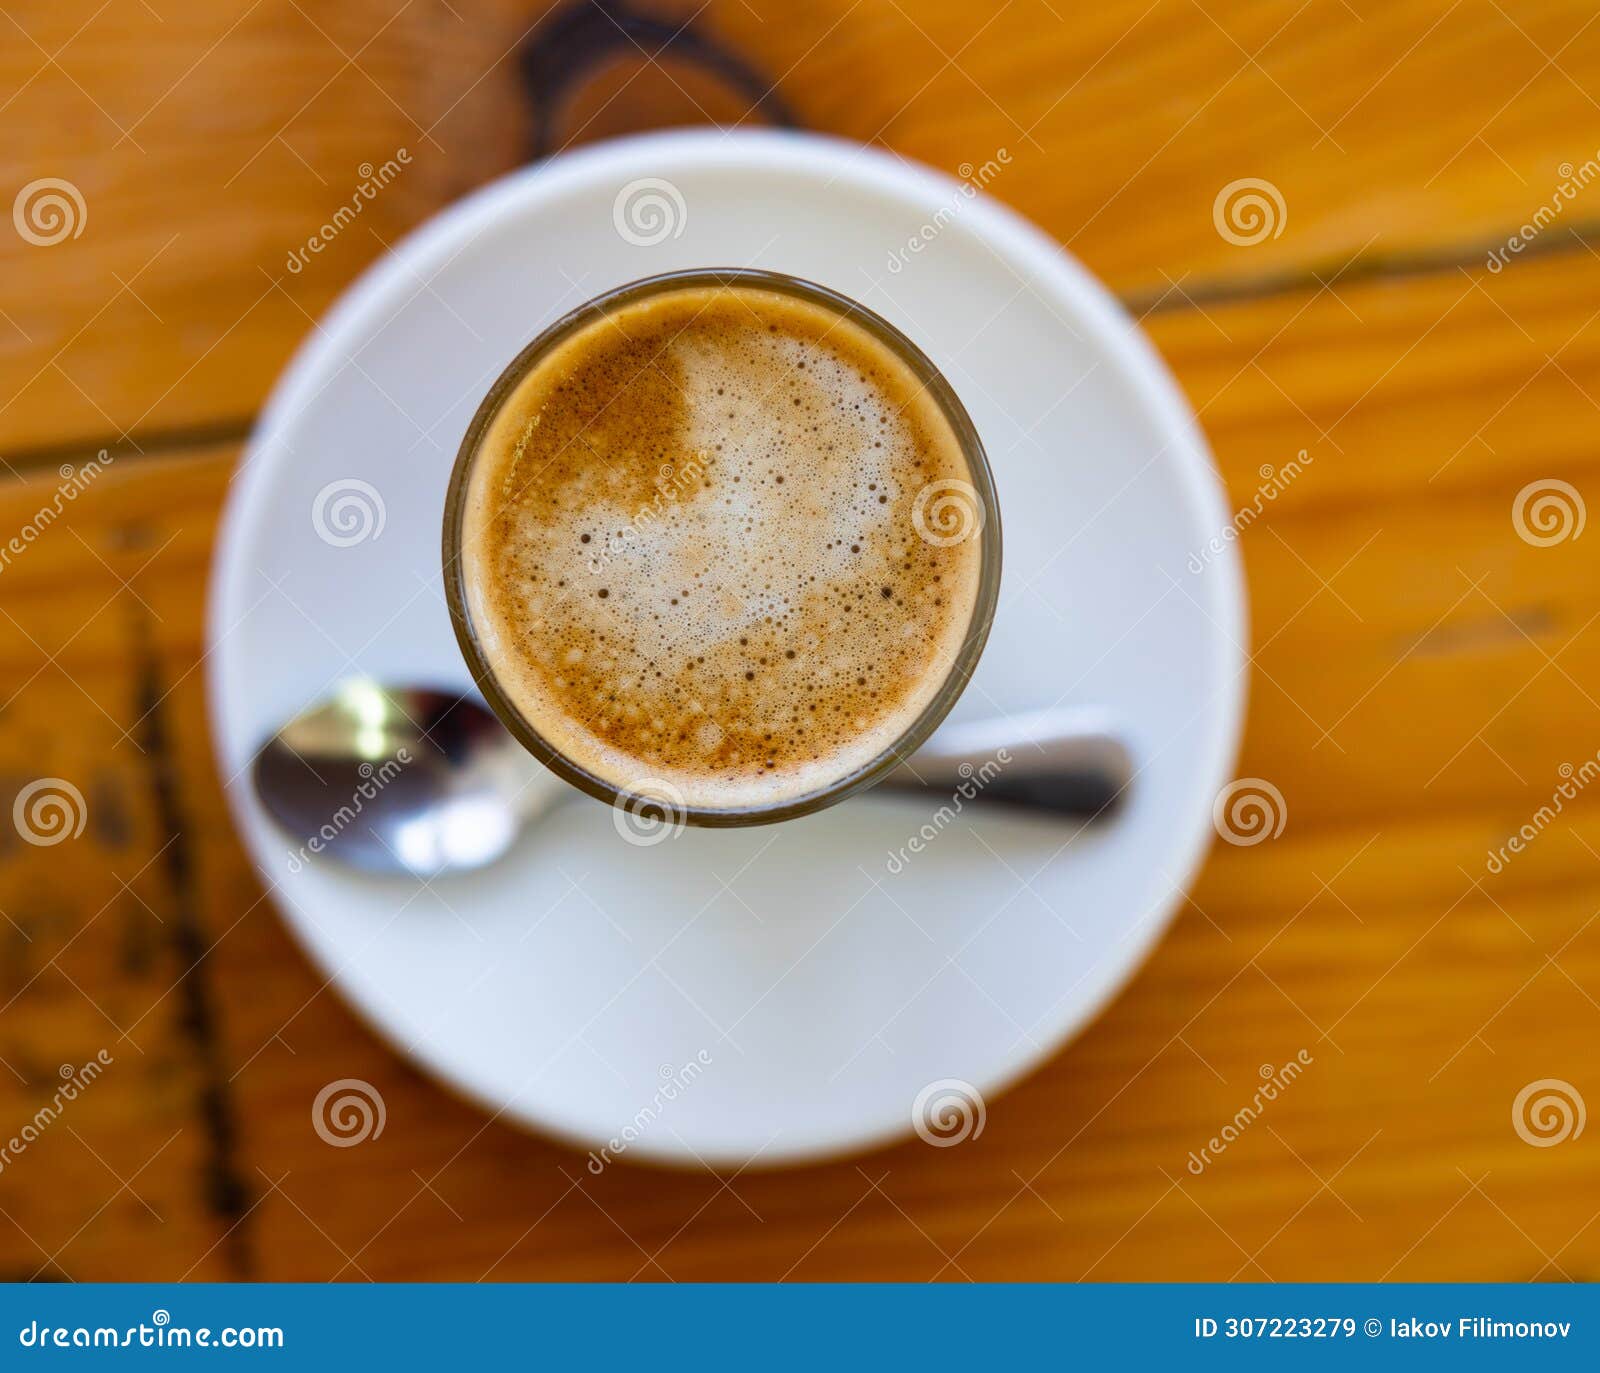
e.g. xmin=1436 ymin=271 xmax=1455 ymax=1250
xmin=519 ymin=0 xmax=799 ymax=158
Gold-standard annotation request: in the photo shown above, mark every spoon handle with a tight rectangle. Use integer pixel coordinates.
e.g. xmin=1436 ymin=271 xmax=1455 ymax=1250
xmin=882 ymin=707 xmax=1132 ymax=818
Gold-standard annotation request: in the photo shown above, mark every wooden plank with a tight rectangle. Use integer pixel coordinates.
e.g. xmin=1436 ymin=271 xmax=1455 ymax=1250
xmin=0 ymin=448 xmax=247 ymax=1279
xmin=4 ymin=0 xmax=1600 ymax=455
xmin=1144 ymin=245 xmax=1600 ymax=834
xmin=2 ymin=235 xmax=1600 ymax=1278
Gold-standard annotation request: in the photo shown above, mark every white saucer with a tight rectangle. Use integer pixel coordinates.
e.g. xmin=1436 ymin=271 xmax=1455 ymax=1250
xmin=207 ymin=130 xmax=1245 ymax=1167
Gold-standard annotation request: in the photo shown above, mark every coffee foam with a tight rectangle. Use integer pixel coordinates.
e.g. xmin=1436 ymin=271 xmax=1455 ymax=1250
xmin=460 ymin=284 xmax=985 ymax=811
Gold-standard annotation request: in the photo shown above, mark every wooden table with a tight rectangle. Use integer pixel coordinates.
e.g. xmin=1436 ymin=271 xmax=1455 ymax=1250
xmin=3 ymin=0 xmax=1599 ymax=1282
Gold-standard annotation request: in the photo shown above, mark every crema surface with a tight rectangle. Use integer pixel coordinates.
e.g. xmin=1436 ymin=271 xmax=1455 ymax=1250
xmin=460 ymin=284 xmax=985 ymax=810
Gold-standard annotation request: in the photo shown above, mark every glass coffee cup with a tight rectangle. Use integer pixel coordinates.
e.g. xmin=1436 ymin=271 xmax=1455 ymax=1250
xmin=443 ymin=269 xmax=1000 ymax=828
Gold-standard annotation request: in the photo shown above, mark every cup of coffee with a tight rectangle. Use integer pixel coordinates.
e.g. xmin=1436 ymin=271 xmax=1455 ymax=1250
xmin=442 ymin=269 xmax=1000 ymax=826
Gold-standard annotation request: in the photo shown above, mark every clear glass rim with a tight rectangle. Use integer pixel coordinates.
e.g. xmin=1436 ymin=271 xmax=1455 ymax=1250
xmin=442 ymin=268 xmax=1002 ymax=827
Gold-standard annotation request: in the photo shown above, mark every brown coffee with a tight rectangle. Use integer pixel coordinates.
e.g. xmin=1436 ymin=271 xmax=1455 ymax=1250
xmin=458 ymin=282 xmax=985 ymax=810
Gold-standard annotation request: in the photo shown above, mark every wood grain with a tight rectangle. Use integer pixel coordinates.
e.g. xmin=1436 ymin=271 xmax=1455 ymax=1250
xmin=3 ymin=215 xmax=1598 ymax=1280
xmin=3 ymin=0 xmax=1600 ymax=456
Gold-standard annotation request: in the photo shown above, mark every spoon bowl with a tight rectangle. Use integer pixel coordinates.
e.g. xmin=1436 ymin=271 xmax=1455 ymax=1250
xmin=255 ymin=682 xmax=563 ymax=877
